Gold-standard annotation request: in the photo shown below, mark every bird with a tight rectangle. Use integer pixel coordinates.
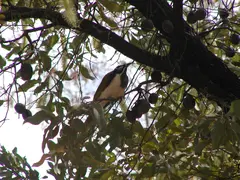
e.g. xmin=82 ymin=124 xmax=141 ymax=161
xmin=83 ymin=63 xmax=131 ymax=128
xmin=93 ymin=62 xmax=131 ymax=107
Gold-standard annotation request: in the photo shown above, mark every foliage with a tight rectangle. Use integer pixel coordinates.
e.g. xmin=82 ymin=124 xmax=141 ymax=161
xmin=0 ymin=0 xmax=240 ymax=179
xmin=0 ymin=146 xmax=39 ymax=179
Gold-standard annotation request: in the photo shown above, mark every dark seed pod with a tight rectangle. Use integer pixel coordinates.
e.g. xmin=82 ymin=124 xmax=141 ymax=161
xmin=218 ymin=8 xmax=229 ymax=19
xmin=224 ymin=47 xmax=235 ymax=57
xmin=195 ymin=8 xmax=206 ymax=20
xmin=126 ymin=110 xmax=137 ymax=123
xmin=20 ymin=63 xmax=33 ymax=81
xmin=151 ymin=70 xmax=162 ymax=82
xmin=135 ymin=99 xmax=151 ymax=114
xmin=132 ymin=105 xmax=143 ymax=118
xmin=187 ymin=11 xmax=197 ymax=24
xmin=183 ymin=94 xmax=195 ymax=109
xmin=22 ymin=109 xmax=32 ymax=120
xmin=141 ymin=19 xmax=154 ymax=32
xmin=14 ymin=103 xmax=26 ymax=114
xmin=148 ymin=93 xmax=158 ymax=104
xmin=230 ymin=34 xmax=240 ymax=45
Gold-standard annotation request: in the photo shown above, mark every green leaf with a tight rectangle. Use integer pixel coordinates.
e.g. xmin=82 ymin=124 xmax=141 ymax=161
xmin=34 ymin=78 xmax=49 ymax=94
xmin=188 ymin=0 xmax=198 ymax=4
xmin=230 ymin=122 xmax=240 ymax=142
xmin=18 ymin=80 xmax=39 ymax=92
xmin=194 ymin=141 xmax=209 ymax=156
xmin=132 ymin=121 xmax=145 ymax=136
xmin=93 ymin=38 xmax=105 ymax=53
xmin=108 ymin=133 xmax=121 ymax=151
xmin=47 ymin=140 xmax=57 ymax=151
xmin=54 ymin=71 xmax=71 ymax=80
xmin=85 ymin=142 xmax=97 ymax=157
xmin=85 ymin=142 xmax=104 ymax=162
xmin=69 ymin=118 xmax=85 ymax=132
xmin=81 ymin=152 xmax=104 ymax=167
xmin=0 ymin=100 xmax=4 ymax=106
xmin=39 ymin=51 xmax=51 ymax=71
xmin=211 ymin=121 xmax=225 ymax=149
xmin=48 ymin=34 xmax=59 ymax=47
xmin=155 ymin=113 xmax=176 ymax=131
xmin=98 ymin=0 xmax=124 ymax=12
xmin=80 ymin=65 xmax=94 ymax=80
xmin=106 ymin=154 xmax=116 ymax=165
xmin=0 ymin=55 xmax=6 ymax=68
xmin=70 ymin=36 xmax=83 ymax=50
xmin=140 ymin=163 xmax=156 ymax=177
xmin=42 ymin=34 xmax=59 ymax=50
xmin=99 ymin=8 xmax=118 ymax=28
xmin=142 ymin=142 xmax=158 ymax=153
xmin=230 ymin=121 xmax=240 ymax=134
xmin=48 ymin=126 xmax=59 ymax=139
xmin=23 ymin=110 xmax=56 ymax=125
xmin=90 ymin=102 xmax=106 ymax=130
xmin=34 ymin=83 xmax=46 ymax=94
xmin=6 ymin=46 xmax=21 ymax=59
xmin=177 ymin=84 xmax=186 ymax=103
xmin=229 ymin=99 xmax=240 ymax=117
xmin=100 ymin=170 xmax=115 ymax=180
xmin=1 ymin=43 xmax=12 ymax=51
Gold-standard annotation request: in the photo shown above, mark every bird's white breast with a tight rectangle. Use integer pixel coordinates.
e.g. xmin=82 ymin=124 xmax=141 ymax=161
xmin=98 ymin=74 xmax=125 ymax=107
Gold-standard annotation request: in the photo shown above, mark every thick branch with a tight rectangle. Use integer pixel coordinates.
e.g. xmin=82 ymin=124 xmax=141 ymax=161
xmin=125 ymin=0 xmax=240 ymax=105
xmin=2 ymin=4 xmax=240 ymax=105
xmin=172 ymin=0 xmax=184 ymax=38
xmin=1 ymin=6 xmax=172 ymax=74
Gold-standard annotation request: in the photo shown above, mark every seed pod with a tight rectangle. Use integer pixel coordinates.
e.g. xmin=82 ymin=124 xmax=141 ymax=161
xmin=218 ymin=8 xmax=229 ymax=19
xmin=135 ymin=99 xmax=151 ymax=114
xmin=22 ymin=109 xmax=32 ymax=120
xmin=141 ymin=19 xmax=154 ymax=32
xmin=151 ymin=70 xmax=162 ymax=82
xmin=20 ymin=63 xmax=33 ymax=81
xmin=132 ymin=105 xmax=143 ymax=119
xmin=126 ymin=110 xmax=137 ymax=123
xmin=183 ymin=94 xmax=195 ymax=109
xmin=224 ymin=47 xmax=235 ymax=57
xmin=187 ymin=11 xmax=197 ymax=24
xmin=148 ymin=93 xmax=158 ymax=104
xmin=14 ymin=103 xmax=26 ymax=114
xmin=230 ymin=34 xmax=240 ymax=45
xmin=195 ymin=8 xmax=206 ymax=20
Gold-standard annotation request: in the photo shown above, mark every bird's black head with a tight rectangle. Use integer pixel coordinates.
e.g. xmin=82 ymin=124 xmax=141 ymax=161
xmin=114 ymin=63 xmax=131 ymax=74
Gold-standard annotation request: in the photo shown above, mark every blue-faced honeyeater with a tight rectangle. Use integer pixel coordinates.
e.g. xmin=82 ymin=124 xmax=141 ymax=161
xmin=93 ymin=63 xmax=131 ymax=107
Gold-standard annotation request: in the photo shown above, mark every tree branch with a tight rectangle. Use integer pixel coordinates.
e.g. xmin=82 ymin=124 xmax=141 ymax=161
xmin=2 ymin=4 xmax=240 ymax=106
xmin=125 ymin=0 xmax=240 ymax=106
xmin=172 ymin=0 xmax=184 ymax=38
xmin=1 ymin=6 xmax=172 ymax=74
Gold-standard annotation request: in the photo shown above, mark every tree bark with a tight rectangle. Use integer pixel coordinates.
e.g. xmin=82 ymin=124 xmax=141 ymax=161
xmin=126 ymin=0 xmax=240 ymax=106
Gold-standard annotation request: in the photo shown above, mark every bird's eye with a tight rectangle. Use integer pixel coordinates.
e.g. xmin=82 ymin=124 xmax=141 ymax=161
xmin=115 ymin=65 xmax=124 ymax=73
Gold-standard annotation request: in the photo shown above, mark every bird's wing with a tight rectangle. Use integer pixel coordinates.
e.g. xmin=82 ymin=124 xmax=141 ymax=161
xmin=93 ymin=71 xmax=114 ymax=101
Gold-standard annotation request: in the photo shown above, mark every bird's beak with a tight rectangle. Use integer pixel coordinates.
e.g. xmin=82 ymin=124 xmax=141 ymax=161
xmin=120 ymin=62 xmax=131 ymax=75
xmin=125 ymin=62 xmax=132 ymax=67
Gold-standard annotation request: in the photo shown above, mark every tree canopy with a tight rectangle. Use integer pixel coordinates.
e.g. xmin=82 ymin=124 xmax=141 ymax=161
xmin=0 ymin=0 xmax=240 ymax=179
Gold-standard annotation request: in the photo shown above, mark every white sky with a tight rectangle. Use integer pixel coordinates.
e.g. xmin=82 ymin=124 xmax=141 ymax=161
xmin=0 ymin=110 xmax=51 ymax=178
